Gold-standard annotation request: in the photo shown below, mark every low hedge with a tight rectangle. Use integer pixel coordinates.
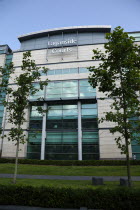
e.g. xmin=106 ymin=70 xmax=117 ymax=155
xmin=0 ymin=158 xmax=140 ymax=166
xmin=0 ymin=185 xmax=140 ymax=209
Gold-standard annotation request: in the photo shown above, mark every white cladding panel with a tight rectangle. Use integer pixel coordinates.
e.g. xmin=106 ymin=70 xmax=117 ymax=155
xmin=2 ymin=132 xmax=27 ymax=158
xmin=99 ymin=130 xmax=132 ymax=159
xmin=12 ymin=44 xmax=104 ymax=66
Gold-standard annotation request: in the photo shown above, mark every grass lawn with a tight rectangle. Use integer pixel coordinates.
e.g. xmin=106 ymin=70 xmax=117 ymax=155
xmin=0 ymin=178 xmax=140 ymax=189
xmin=0 ymin=163 xmax=140 ymax=176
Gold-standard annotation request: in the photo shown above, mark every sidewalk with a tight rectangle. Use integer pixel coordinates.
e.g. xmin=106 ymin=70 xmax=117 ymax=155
xmin=0 ymin=174 xmax=140 ymax=181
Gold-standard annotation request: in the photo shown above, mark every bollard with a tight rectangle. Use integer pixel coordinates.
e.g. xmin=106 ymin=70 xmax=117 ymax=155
xmin=92 ymin=177 xmax=104 ymax=185
xmin=120 ymin=178 xmax=129 ymax=186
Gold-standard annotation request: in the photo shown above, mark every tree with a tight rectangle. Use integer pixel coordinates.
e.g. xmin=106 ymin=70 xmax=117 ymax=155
xmin=0 ymin=62 xmax=13 ymax=157
xmin=0 ymin=51 xmax=48 ymax=184
xmin=89 ymin=26 xmax=140 ymax=187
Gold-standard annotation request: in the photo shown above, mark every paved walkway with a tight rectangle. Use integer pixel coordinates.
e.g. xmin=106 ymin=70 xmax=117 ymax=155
xmin=0 ymin=174 xmax=140 ymax=181
xmin=0 ymin=206 xmax=88 ymax=210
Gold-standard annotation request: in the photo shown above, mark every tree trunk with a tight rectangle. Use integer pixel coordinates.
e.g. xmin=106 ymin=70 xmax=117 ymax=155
xmin=0 ymin=136 xmax=4 ymax=158
xmin=125 ymin=137 xmax=132 ymax=187
xmin=13 ymin=139 xmax=19 ymax=184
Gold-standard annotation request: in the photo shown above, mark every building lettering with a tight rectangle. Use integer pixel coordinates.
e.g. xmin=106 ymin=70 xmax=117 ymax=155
xmin=48 ymin=38 xmax=77 ymax=47
xmin=51 ymin=47 xmax=72 ymax=54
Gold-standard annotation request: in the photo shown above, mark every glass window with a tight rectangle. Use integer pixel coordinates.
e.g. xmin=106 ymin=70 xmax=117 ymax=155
xmin=47 ymin=70 xmax=55 ymax=75
xmin=55 ymin=69 xmax=62 ymax=75
xmin=62 ymin=93 xmax=78 ymax=98
xmin=48 ymin=109 xmax=62 ymax=117
xmin=27 ymin=144 xmax=41 ymax=153
xmin=28 ymin=131 xmax=42 ymax=143
xmin=63 ymin=132 xmax=78 ymax=143
xmin=132 ymin=153 xmax=140 ymax=160
xmin=79 ymin=80 xmax=90 ymax=86
xmin=83 ymin=131 xmax=98 ymax=138
xmin=132 ymin=145 xmax=140 ymax=153
xmin=63 ymin=87 xmax=77 ymax=94
xmin=46 ymin=132 xmax=62 ymax=143
xmin=46 ymin=80 xmax=78 ymax=99
xmin=63 ymin=105 xmax=77 ymax=109
xmin=82 ymin=109 xmax=97 ymax=116
xmin=0 ymin=105 xmax=4 ymax=111
xmin=63 ymin=109 xmax=78 ymax=116
xmin=128 ymin=33 xmax=140 ymax=37
xmin=80 ymin=86 xmax=95 ymax=93
xmin=30 ymin=83 xmax=44 ymax=99
xmin=80 ymin=92 xmax=96 ymax=97
xmin=49 ymin=105 xmax=63 ymax=110
xmin=63 ymin=80 xmax=78 ymax=87
xmin=31 ymin=106 xmax=43 ymax=117
xmin=29 ymin=120 xmax=42 ymax=129
xmin=6 ymin=54 xmax=13 ymax=59
xmin=46 ymin=104 xmax=78 ymax=128
xmin=0 ymin=50 xmax=5 ymax=54
xmin=82 ymin=104 xmax=97 ymax=109
xmin=47 ymin=94 xmax=62 ymax=99
xmin=70 ymin=68 xmax=78 ymax=74
xmin=46 ymin=120 xmax=62 ymax=129
xmin=82 ymin=131 xmax=98 ymax=143
xmin=135 ymin=37 xmax=140 ymax=41
xmin=48 ymin=82 xmax=62 ymax=88
xmin=79 ymin=67 xmax=89 ymax=73
xmin=47 ymin=88 xmax=62 ymax=94
xmin=62 ymin=69 xmax=69 ymax=74
xmin=0 ymin=112 xmax=3 ymax=117
xmin=63 ymin=119 xmax=78 ymax=129
xmin=82 ymin=119 xmax=98 ymax=129
xmin=82 ymin=144 xmax=99 ymax=153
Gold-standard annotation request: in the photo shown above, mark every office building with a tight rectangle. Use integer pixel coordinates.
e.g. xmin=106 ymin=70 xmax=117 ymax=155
xmin=0 ymin=26 xmax=140 ymax=160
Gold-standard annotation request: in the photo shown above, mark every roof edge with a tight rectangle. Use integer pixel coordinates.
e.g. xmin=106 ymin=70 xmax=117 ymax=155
xmin=18 ymin=25 xmax=111 ymax=42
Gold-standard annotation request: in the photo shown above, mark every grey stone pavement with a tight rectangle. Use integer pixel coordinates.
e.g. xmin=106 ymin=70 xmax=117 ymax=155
xmin=0 ymin=173 xmax=140 ymax=181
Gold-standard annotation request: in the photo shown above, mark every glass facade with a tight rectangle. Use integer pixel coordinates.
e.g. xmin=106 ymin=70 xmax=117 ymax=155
xmin=27 ymin=77 xmax=98 ymax=160
xmin=82 ymin=103 xmax=99 ymax=160
xmin=128 ymin=33 xmax=140 ymax=41
xmin=39 ymin=67 xmax=89 ymax=76
xmin=27 ymin=106 xmax=43 ymax=159
xmin=30 ymin=79 xmax=96 ymax=100
xmin=27 ymin=101 xmax=99 ymax=160
xmin=46 ymin=80 xmax=78 ymax=99
xmin=0 ymin=104 xmax=4 ymax=130
xmin=45 ymin=104 xmax=78 ymax=160
xmin=20 ymin=32 xmax=107 ymax=51
xmin=130 ymin=117 xmax=140 ymax=160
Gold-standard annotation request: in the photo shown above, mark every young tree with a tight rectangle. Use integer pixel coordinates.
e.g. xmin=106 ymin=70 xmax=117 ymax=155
xmin=0 ymin=62 xmax=14 ymax=157
xmin=0 ymin=51 xmax=48 ymax=184
xmin=89 ymin=26 xmax=140 ymax=187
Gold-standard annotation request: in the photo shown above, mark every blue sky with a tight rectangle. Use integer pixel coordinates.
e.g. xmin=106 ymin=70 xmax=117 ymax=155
xmin=0 ymin=0 xmax=140 ymax=50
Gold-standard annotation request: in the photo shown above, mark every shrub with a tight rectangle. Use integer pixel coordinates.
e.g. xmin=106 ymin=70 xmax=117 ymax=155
xmin=0 ymin=158 xmax=140 ymax=166
xmin=0 ymin=185 xmax=140 ymax=209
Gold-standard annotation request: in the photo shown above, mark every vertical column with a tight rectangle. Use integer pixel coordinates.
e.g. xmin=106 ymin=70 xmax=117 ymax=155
xmin=78 ymin=101 xmax=82 ymax=160
xmin=41 ymin=103 xmax=47 ymax=160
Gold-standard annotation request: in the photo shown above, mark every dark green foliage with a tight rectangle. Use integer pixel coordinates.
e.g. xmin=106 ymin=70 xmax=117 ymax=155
xmin=0 ymin=158 xmax=140 ymax=166
xmin=89 ymin=26 xmax=140 ymax=187
xmin=0 ymin=185 xmax=140 ymax=209
xmin=89 ymin=26 xmax=140 ymax=152
xmin=0 ymin=52 xmax=48 ymax=183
